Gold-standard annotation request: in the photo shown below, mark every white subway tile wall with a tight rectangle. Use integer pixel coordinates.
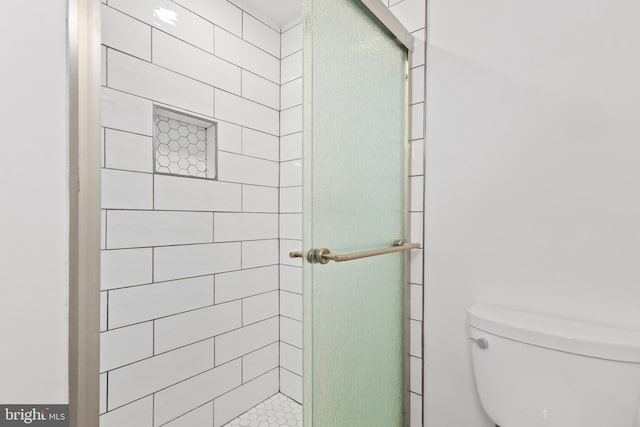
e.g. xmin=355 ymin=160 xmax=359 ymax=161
xmin=101 ymin=0 xmax=426 ymax=424
xmin=101 ymin=1 xmax=284 ymax=425
xmin=278 ymin=22 xmax=304 ymax=407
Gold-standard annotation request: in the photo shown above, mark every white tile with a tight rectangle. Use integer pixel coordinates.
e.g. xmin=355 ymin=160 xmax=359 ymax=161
xmin=410 ymin=319 xmax=422 ymax=357
xmin=214 ymin=213 xmax=278 ymax=242
xmin=241 ymin=240 xmax=279 ymax=269
xmin=389 ymin=0 xmax=426 ymax=33
xmin=108 ymin=50 xmax=214 ymax=117
xmin=242 ymin=185 xmax=278 ymax=213
xmin=152 ymin=30 xmax=241 ymax=95
xmin=281 ymin=51 xmax=302 ymax=84
xmin=109 ymin=0 xmax=214 ymax=52
xmin=214 ymin=27 xmax=279 ymax=83
xmin=280 ymin=342 xmax=302 ymax=376
xmin=215 ymin=266 xmax=278 ymax=303
xmin=410 ymin=175 xmax=424 ymax=212
xmin=410 ymin=139 xmax=424 ymax=175
xmin=102 ymin=87 xmax=153 ymax=136
xmin=217 ymin=121 xmax=242 ymax=154
xmin=101 ymin=322 xmax=153 ymax=372
xmin=101 ymin=248 xmax=152 ymax=290
xmin=280 ymin=291 xmax=302 ymax=321
xmin=410 ymin=248 xmax=423 ymax=284
xmin=411 ymin=29 xmax=425 ymax=67
xmin=101 ymin=46 xmax=107 ymax=86
xmin=101 ymin=209 xmax=107 ymax=249
xmin=215 ymin=317 xmax=278 ymax=365
xmin=280 ymin=187 xmax=302 ymax=213
xmin=173 ymin=0 xmax=242 ymax=36
xmin=100 ymin=292 xmax=108 ymax=332
xmin=410 ymin=356 xmax=422 ymax=394
xmin=108 ymin=340 xmax=214 ymax=409
xmin=218 ymin=152 xmax=278 ymax=186
xmin=280 ymin=266 xmax=302 ymax=294
xmin=411 ymin=65 xmax=425 ymax=103
xmin=100 ymin=373 xmax=107 ymax=414
xmin=154 ymin=301 xmax=241 ymax=353
xmin=281 ymin=78 xmax=302 ymax=110
xmin=101 ymin=119 xmax=106 ymax=166
xmin=242 ymin=13 xmax=280 ymax=57
xmin=280 ymin=317 xmax=302 ymax=348
xmin=105 ymin=129 xmax=153 ymax=173
xmin=242 ymin=128 xmax=279 ymax=161
xmin=213 ymin=369 xmax=279 ymax=427
xmin=280 ymin=369 xmax=302 ymax=404
xmin=242 ymin=291 xmax=278 ymax=325
xmin=107 ymin=211 xmax=213 ymax=249
xmin=154 ymin=242 xmax=241 ymax=282
xmin=281 ymin=23 xmax=302 ymax=58
xmin=279 ymin=240 xmax=302 ymax=267
xmin=280 ymin=105 xmax=302 ymax=136
xmin=280 ymin=159 xmax=302 ymax=187
xmin=163 ymin=402 xmax=213 ymax=427
xmin=279 ymin=214 xmax=302 ymax=240
xmin=101 ymin=4 xmax=151 ymax=60
xmin=410 ymin=284 xmax=423 ymax=321
xmin=102 ymin=169 xmax=153 ymax=210
xmin=411 ymin=102 xmax=424 ymax=140
xmin=108 ymin=276 xmax=214 ymax=329
xmin=154 ymin=360 xmax=241 ymax=426
xmin=154 ymin=174 xmax=241 ymax=212
xmin=242 ymin=343 xmax=278 ymax=382
xmin=280 ymin=133 xmax=302 ymax=160
xmin=410 ymin=392 xmax=422 ymax=427
xmin=214 ymin=90 xmax=278 ymax=135
xmin=410 ymin=212 xmax=424 ymax=246
xmin=241 ymin=70 xmax=280 ymax=111
xmin=101 ymin=396 xmax=153 ymax=427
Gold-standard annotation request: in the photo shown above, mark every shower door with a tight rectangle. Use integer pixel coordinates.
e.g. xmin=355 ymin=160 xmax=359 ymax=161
xmin=302 ymin=0 xmax=412 ymax=425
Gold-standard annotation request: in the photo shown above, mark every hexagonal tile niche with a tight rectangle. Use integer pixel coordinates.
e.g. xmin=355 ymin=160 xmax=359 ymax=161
xmin=154 ymin=106 xmax=217 ymax=179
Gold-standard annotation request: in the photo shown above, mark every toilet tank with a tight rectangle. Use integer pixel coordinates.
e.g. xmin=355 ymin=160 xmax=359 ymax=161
xmin=467 ymin=304 xmax=640 ymax=427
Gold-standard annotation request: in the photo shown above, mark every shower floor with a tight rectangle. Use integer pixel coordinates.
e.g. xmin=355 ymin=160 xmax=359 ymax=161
xmin=223 ymin=393 xmax=302 ymax=427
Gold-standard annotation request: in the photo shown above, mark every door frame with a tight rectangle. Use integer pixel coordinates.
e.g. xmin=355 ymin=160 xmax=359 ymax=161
xmin=68 ymin=0 xmax=101 ymax=426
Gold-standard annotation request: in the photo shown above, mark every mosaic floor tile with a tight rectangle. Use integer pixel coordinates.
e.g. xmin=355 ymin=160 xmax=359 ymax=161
xmin=224 ymin=393 xmax=302 ymax=427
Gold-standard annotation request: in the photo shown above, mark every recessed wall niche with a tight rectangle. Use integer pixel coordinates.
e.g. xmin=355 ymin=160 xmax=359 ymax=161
xmin=153 ymin=105 xmax=217 ymax=179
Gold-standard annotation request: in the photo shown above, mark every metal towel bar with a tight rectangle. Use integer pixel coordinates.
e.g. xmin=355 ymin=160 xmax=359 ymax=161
xmin=289 ymin=240 xmax=421 ymax=264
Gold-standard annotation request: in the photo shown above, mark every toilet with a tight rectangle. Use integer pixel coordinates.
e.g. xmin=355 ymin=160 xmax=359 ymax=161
xmin=467 ymin=304 xmax=640 ymax=427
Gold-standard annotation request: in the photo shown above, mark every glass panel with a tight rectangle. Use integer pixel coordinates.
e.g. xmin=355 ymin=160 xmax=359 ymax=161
xmin=303 ymin=0 xmax=408 ymax=426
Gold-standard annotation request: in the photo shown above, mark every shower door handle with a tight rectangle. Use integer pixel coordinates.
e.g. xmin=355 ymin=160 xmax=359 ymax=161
xmin=289 ymin=240 xmax=421 ymax=264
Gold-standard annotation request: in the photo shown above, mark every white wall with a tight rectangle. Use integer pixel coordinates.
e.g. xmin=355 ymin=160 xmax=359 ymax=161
xmin=0 ymin=1 xmax=69 ymax=403
xmin=425 ymin=0 xmax=640 ymax=425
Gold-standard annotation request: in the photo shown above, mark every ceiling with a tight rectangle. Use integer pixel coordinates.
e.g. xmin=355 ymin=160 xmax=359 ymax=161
xmin=230 ymin=0 xmax=302 ymax=28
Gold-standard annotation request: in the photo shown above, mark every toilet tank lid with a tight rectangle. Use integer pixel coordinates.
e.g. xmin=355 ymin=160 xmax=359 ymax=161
xmin=467 ymin=304 xmax=640 ymax=363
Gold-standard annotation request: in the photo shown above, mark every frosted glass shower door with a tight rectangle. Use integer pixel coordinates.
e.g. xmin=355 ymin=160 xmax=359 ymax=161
xmin=302 ymin=0 xmax=410 ymax=425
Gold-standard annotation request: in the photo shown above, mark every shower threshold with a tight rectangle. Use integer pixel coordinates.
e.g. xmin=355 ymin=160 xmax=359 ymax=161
xmin=223 ymin=393 xmax=302 ymax=427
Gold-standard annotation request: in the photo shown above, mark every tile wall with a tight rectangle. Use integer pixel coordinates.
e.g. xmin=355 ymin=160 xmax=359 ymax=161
xmin=100 ymin=1 xmax=282 ymax=426
xmin=278 ymin=19 xmax=304 ymax=405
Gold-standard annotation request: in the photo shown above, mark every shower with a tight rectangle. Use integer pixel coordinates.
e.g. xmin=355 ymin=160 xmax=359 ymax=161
xmin=97 ymin=0 xmax=424 ymax=425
